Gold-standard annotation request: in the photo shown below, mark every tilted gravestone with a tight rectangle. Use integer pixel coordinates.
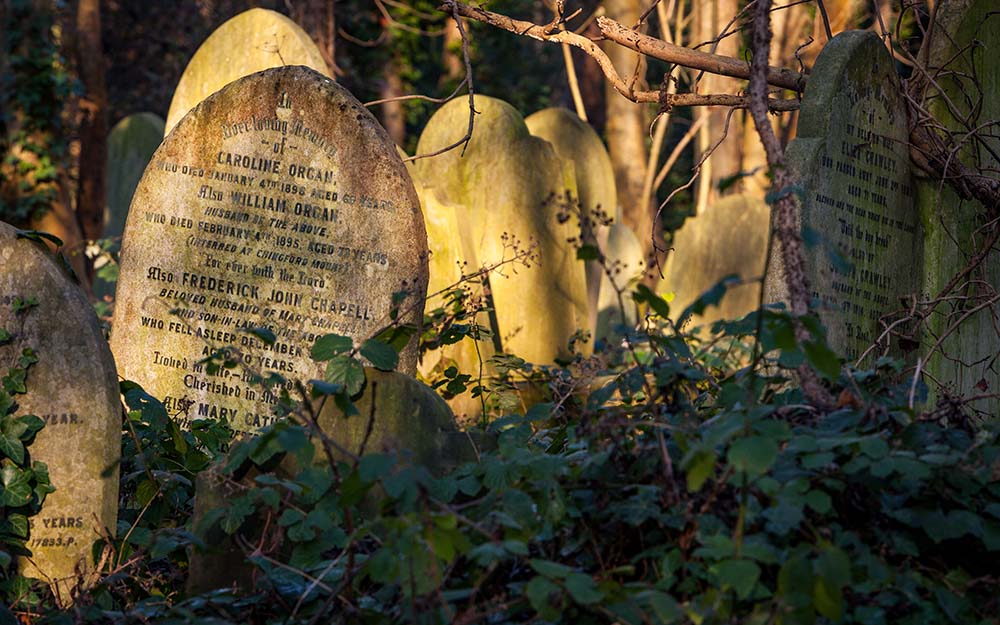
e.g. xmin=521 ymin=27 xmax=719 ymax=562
xmin=413 ymin=96 xmax=590 ymax=364
xmin=596 ymin=223 xmax=644 ymax=341
xmin=915 ymin=0 xmax=1000 ymax=413
xmin=665 ymin=194 xmax=770 ymax=328
xmin=0 ymin=222 xmax=120 ymax=599
xmin=765 ymin=31 xmax=920 ymax=362
xmin=525 ymin=107 xmax=617 ymax=334
xmin=99 ymin=113 xmax=165 ymax=297
xmin=164 ymin=8 xmax=330 ymax=136
xmin=111 ymin=67 xmax=428 ymax=434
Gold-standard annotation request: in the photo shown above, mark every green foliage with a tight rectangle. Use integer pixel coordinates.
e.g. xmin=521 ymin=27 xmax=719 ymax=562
xmin=0 ymin=0 xmax=72 ymax=224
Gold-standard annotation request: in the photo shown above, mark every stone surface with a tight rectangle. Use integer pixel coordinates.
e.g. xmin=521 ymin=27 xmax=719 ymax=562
xmin=917 ymin=0 xmax=1000 ymax=412
xmin=100 ymin=113 xmax=165 ymax=296
xmin=525 ymin=107 xmax=617 ymax=333
xmin=0 ymin=221 xmax=120 ymax=598
xmin=596 ymin=223 xmax=644 ymax=341
xmin=164 ymin=8 xmax=330 ymax=136
xmin=111 ymin=67 xmax=428 ymax=434
xmin=413 ymin=96 xmax=590 ymax=364
xmin=765 ymin=31 xmax=920 ymax=362
xmin=665 ymin=195 xmax=770 ymax=328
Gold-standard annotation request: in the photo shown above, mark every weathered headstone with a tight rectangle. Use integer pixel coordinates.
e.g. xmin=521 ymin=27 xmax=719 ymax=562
xmin=917 ymin=0 xmax=1000 ymax=412
xmin=111 ymin=67 xmax=428 ymax=434
xmin=413 ymin=96 xmax=590 ymax=364
xmin=164 ymin=8 xmax=330 ymax=136
xmin=525 ymin=108 xmax=617 ymax=334
xmin=765 ymin=31 xmax=920 ymax=361
xmin=664 ymin=195 xmax=770 ymax=328
xmin=99 ymin=113 xmax=165 ymax=297
xmin=596 ymin=223 xmax=644 ymax=341
xmin=0 ymin=221 xmax=120 ymax=599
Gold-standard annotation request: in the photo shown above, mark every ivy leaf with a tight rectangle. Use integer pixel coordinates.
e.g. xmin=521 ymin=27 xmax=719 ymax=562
xmin=715 ymin=559 xmax=761 ymax=599
xmin=803 ymin=340 xmax=841 ymax=380
xmin=311 ymin=334 xmax=353 ymax=361
xmin=0 ymin=465 xmax=33 ymax=507
xmin=360 ymin=338 xmax=399 ymax=371
xmin=325 ymin=355 xmax=365 ymax=397
xmin=564 ymin=573 xmax=603 ymax=605
xmin=0 ymin=432 xmax=25 ymax=465
xmin=728 ymin=436 xmax=779 ymax=476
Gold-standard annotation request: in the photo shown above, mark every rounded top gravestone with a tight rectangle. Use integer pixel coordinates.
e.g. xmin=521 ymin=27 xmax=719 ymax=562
xmin=164 ymin=9 xmax=330 ymax=136
xmin=0 ymin=221 xmax=120 ymax=600
xmin=106 ymin=113 xmax=165 ymax=241
xmin=112 ymin=67 xmax=428 ymax=434
xmin=664 ymin=194 xmax=770 ymax=328
xmin=413 ymin=96 xmax=590 ymax=364
xmin=765 ymin=31 xmax=919 ymax=362
xmin=525 ymin=107 xmax=617 ymax=334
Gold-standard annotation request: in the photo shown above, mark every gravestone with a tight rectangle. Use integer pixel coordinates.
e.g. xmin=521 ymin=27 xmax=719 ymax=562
xmin=99 ymin=113 xmax=165 ymax=297
xmin=111 ymin=67 xmax=428 ymax=434
xmin=596 ymin=223 xmax=644 ymax=341
xmin=413 ymin=96 xmax=590 ymax=364
xmin=917 ymin=0 xmax=1000 ymax=412
xmin=164 ymin=8 xmax=330 ymax=136
xmin=525 ymin=108 xmax=617 ymax=334
xmin=0 ymin=222 xmax=120 ymax=599
xmin=664 ymin=195 xmax=770 ymax=328
xmin=416 ymin=181 xmax=496 ymax=423
xmin=765 ymin=31 xmax=920 ymax=362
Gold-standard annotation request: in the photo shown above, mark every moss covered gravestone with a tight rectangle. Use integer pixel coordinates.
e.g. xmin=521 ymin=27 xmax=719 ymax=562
xmin=596 ymin=223 xmax=644 ymax=341
xmin=525 ymin=108 xmax=617 ymax=334
xmin=665 ymin=195 xmax=770 ymax=328
xmin=765 ymin=31 xmax=920 ymax=362
xmin=413 ymin=96 xmax=590 ymax=364
xmin=0 ymin=222 xmax=120 ymax=600
xmin=164 ymin=9 xmax=330 ymax=136
xmin=917 ymin=0 xmax=1000 ymax=413
xmin=99 ymin=113 xmax=165 ymax=297
xmin=112 ymin=67 xmax=428 ymax=433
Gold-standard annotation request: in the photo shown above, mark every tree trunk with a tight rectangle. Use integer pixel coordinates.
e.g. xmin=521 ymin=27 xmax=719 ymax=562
xmin=75 ymin=0 xmax=107 ymax=244
xmin=380 ymin=57 xmax=406 ymax=146
xmin=293 ymin=0 xmax=337 ymax=76
xmin=601 ymin=0 xmax=654 ymax=263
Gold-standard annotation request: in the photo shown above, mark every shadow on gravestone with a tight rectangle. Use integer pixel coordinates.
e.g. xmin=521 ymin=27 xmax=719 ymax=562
xmin=663 ymin=194 xmax=770 ymax=330
xmin=916 ymin=0 xmax=1000 ymax=416
xmin=525 ymin=107 xmax=618 ymax=336
xmin=186 ymin=368 xmax=489 ymax=595
xmin=596 ymin=223 xmax=645 ymax=342
xmin=0 ymin=221 xmax=120 ymax=603
xmin=111 ymin=67 xmax=428 ymax=435
xmin=764 ymin=31 xmax=920 ymax=364
xmin=164 ymin=8 xmax=331 ymax=137
xmin=413 ymin=96 xmax=591 ymax=366
xmin=97 ymin=113 xmax=165 ymax=299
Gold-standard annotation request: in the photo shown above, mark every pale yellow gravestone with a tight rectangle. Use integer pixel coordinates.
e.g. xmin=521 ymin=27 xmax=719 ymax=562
xmin=0 ymin=221 xmax=120 ymax=600
xmin=665 ymin=194 xmax=770 ymax=327
xmin=112 ymin=67 xmax=428 ymax=434
xmin=525 ymin=107 xmax=617 ymax=332
xmin=413 ymin=96 xmax=590 ymax=364
xmin=596 ymin=223 xmax=645 ymax=340
xmin=164 ymin=8 xmax=330 ymax=136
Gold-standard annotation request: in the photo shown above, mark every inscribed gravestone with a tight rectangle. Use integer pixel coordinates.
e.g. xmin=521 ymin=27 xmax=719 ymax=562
xmin=0 ymin=221 xmax=120 ymax=598
xmin=765 ymin=31 xmax=920 ymax=361
xmin=917 ymin=0 xmax=1000 ymax=412
xmin=525 ymin=108 xmax=617 ymax=334
xmin=596 ymin=223 xmax=644 ymax=341
xmin=99 ymin=113 xmax=165 ymax=297
xmin=164 ymin=9 xmax=330 ymax=136
xmin=413 ymin=96 xmax=590 ymax=364
xmin=112 ymin=67 xmax=428 ymax=434
xmin=664 ymin=194 xmax=770 ymax=327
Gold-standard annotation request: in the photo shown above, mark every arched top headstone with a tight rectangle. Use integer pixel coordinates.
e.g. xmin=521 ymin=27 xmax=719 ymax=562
xmin=0 ymin=221 xmax=120 ymax=600
xmin=664 ymin=194 xmax=769 ymax=327
xmin=165 ymin=9 xmax=330 ymax=136
xmin=106 ymin=113 xmax=165 ymax=240
xmin=765 ymin=31 xmax=919 ymax=362
xmin=112 ymin=67 xmax=428 ymax=434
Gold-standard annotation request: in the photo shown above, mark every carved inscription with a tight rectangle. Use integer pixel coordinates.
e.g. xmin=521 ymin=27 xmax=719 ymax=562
xmin=113 ymin=69 xmax=427 ymax=433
